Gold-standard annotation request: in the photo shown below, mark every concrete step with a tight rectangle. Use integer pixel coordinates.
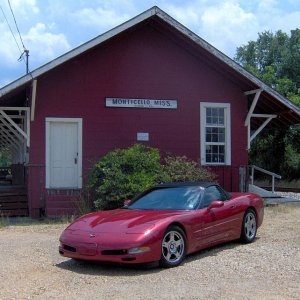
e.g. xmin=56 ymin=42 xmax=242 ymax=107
xmin=249 ymin=184 xmax=281 ymax=198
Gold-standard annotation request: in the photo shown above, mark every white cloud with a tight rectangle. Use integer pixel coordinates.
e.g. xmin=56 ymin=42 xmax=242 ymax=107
xmin=0 ymin=23 xmax=23 ymax=67
xmin=24 ymin=23 xmax=70 ymax=64
xmin=163 ymin=4 xmax=202 ymax=26
xmin=257 ymin=0 xmax=280 ymax=14
xmin=200 ymin=1 xmax=259 ymax=55
xmin=9 ymin=0 xmax=39 ymax=17
xmin=162 ymin=0 xmax=299 ymax=57
xmin=271 ymin=11 xmax=300 ymax=33
xmin=72 ymin=7 xmax=130 ymax=29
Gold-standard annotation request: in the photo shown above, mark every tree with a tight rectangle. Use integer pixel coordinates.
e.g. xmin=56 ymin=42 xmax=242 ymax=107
xmin=0 ymin=151 xmax=11 ymax=167
xmin=235 ymin=29 xmax=300 ymax=105
xmin=235 ymin=29 xmax=300 ymax=179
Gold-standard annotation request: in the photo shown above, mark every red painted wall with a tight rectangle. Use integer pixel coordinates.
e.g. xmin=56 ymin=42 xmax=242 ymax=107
xmin=28 ymin=24 xmax=248 ymax=217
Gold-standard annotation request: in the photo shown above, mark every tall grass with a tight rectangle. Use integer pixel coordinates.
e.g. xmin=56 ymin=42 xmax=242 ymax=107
xmin=0 ymin=215 xmax=9 ymax=228
xmin=73 ymin=192 xmax=94 ymax=217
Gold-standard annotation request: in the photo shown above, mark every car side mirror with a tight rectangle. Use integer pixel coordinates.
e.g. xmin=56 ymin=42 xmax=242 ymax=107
xmin=208 ymin=200 xmax=224 ymax=210
xmin=123 ymin=199 xmax=131 ymax=206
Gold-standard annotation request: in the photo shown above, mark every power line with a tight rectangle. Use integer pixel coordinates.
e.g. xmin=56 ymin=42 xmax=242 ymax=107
xmin=6 ymin=0 xmax=30 ymax=74
xmin=7 ymin=0 xmax=26 ymax=51
xmin=0 ymin=4 xmax=23 ymax=55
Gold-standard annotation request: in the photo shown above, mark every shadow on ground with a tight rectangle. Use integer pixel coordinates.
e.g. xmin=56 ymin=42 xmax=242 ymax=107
xmin=55 ymin=238 xmax=256 ymax=276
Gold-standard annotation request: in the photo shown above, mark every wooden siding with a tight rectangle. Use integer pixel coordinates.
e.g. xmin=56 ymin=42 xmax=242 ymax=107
xmin=27 ymin=23 xmax=248 ymax=217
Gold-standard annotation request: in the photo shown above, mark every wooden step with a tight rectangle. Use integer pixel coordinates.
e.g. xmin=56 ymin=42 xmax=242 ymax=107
xmin=0 ymin=194 xmax=28 ymax=217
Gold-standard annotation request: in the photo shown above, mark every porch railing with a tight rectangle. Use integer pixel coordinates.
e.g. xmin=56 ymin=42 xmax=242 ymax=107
xmin=249 ymin=165 xmax=282 ymax=193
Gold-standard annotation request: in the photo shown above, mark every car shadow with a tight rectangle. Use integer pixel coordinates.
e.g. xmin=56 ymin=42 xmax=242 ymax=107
xmin=55 ymin=238 xmax=260 ymax=275
xmin=55 ymin=259 xmax=161 ymax=276
xmin=185 ymin=236 xmax=261 ymax=264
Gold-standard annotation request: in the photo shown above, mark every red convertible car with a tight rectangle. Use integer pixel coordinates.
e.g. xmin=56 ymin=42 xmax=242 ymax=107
xmin=59 ymin=182 xmax=264 ymax=267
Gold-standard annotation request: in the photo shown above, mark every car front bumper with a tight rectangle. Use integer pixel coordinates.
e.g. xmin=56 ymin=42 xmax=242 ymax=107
xmin=59 ymin=231 xmax=162 ymax=264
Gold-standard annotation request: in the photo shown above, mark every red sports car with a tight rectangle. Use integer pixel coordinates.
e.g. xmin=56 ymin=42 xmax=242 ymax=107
xmin=59 ymin=182 xmax=264 ymax=268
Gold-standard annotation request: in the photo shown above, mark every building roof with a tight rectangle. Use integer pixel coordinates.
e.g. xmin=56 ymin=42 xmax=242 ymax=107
xmin=1 ymin=6 xmax=299 ymax=127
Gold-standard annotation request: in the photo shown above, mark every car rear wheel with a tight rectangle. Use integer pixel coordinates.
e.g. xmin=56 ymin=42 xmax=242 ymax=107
xmin=241 ymin=209 xmax=257 ymax=243
xmin=159 ymin=226 xmax=186 ymax=268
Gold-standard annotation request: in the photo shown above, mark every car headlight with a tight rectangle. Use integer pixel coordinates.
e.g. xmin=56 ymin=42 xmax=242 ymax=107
xmin=128 ymin=246 xmax=151 ymax=254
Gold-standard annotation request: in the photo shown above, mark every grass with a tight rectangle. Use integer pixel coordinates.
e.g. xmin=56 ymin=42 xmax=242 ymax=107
xmin=0 ymin=215 xmax=73 ymax=228
xmin=0 ymin=215 xmax=9 ymax=228
xmin=73 ymin=192 xmax=94 ymax=216
xmin=266 ymin=203 xmax=299 ymax=213
xmin=255 ymin=179 xmax=300 ymax=188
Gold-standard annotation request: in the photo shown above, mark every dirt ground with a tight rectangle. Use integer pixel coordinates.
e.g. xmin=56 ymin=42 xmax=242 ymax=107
xmin=0 ymin=204 xmax=299 ymax=300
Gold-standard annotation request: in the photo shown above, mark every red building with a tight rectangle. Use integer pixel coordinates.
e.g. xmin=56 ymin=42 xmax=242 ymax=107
xmin=1 ymin=7 xmax=300 ymax=218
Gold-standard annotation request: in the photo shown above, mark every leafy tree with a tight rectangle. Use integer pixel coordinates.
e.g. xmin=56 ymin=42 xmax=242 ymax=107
xmin=0 ymin=151 xmax=11 ymax=167
xmin=235 ymin=29 xmax=300 ymax=105
xmin=235 ymin=29 xmax=300 ymax=179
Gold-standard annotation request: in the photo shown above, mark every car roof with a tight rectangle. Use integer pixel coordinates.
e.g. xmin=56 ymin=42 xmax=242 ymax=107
xmin=154 ymin=182 xmax=217 ymax=189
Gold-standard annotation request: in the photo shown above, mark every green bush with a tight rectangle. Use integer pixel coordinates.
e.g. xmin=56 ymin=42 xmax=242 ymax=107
xmin=87 ymin=144 xmax=217 ymax=210
xmin=162 ymin=155 xmax=216 ymax=182
xmin=87 ymin=144 xmax=163 ymax=210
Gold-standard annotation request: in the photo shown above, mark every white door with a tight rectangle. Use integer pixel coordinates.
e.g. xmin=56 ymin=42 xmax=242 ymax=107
xmin=46 ymin=118 xmax=82 ymax=188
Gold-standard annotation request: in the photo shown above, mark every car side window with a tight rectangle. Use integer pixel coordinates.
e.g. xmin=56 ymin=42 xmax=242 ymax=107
xmin=202 ymin=186 xmax=225 ymax=208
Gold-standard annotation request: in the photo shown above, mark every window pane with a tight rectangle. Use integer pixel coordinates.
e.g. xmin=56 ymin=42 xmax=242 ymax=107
xmin=206 ymin=127 xmax=225 ymax=143
xmin=206 ymin=145 xmax=212 ymax=162
xmin=206 ymin=154 xmax=211 ymax=163
xmin=219 ymin=116 xmax=224 ymax=125
xmin=205 ymin=144 xmax=225 ymax=163
xmin=206 ymin=108 xmax=225 ymax=125
xmin=205 ymin=128 xmax=212 ymax=142
xmin=218 ymin=146 xmax=225 ymax=163
xmin=206 ymin=108 xmax=212 ymax=123
xmin=219 ymin=128 xmax=225 ymax=142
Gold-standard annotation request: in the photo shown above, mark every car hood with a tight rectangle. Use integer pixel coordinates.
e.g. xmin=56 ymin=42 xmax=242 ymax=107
xmin=67 ymin=209 xmax=186 ymax=233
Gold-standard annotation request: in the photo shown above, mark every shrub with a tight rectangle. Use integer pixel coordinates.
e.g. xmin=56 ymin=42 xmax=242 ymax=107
xmin=162 ymin=155 xmax=216 ymax=182
xmin=87 ymin=144 xmax=163 ymax=210
xmin=87 ymin=145 xmax=217 ymax=210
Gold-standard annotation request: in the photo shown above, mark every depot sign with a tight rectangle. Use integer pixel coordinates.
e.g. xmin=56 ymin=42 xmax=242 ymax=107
xmin=105 ymin=98 xmax=178 ymax=109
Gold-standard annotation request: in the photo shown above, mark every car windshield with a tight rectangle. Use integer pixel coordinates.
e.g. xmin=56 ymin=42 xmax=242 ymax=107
xmin=128 ymin=187 xmax=203 ymax=210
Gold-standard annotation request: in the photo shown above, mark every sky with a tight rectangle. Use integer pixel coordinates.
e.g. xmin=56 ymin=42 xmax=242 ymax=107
xmin=0 ymin=0 xmax=300 ymax=88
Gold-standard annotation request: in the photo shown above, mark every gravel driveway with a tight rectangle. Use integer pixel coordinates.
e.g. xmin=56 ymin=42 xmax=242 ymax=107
xmin=0 ymin=204 xmax=299 ymax=300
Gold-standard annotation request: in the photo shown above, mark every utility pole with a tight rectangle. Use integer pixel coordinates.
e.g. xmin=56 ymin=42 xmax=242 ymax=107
xmin=24 ymin=49 xmax=29 ymax=74
xmin=18 ymin=49 xmax=29 ymax=74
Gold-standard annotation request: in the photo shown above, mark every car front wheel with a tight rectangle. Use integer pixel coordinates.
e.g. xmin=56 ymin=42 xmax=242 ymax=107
xmin=241 ymin=209 xmax=257 ymax=243
xmin=159 ymin=226 xmax=186 ymax=268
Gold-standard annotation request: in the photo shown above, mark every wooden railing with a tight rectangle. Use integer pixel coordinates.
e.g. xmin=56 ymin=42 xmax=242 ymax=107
xmin=249 ymin=165 xmax=282 ymax=193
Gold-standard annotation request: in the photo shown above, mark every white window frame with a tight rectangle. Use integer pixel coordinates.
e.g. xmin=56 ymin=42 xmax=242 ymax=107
xmin=200 ymin=102 xmax=231 ymax=166
xmin=45 ymin=118 xmax=83 ymax=189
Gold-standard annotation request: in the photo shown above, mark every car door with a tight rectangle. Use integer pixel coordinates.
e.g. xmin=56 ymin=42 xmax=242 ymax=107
xmin=193 ymin=185 xmax=239 ymax=246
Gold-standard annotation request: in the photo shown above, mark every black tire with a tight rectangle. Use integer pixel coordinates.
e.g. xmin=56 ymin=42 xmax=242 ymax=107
xmin=240 ymin=209 xmax=257 ymax=243
xmin=159 ymin=226 xmax=186 ymax=268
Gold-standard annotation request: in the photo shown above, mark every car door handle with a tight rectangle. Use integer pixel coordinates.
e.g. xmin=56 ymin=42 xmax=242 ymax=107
xmin=230 ymin=205 xmax=236 ymax=209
